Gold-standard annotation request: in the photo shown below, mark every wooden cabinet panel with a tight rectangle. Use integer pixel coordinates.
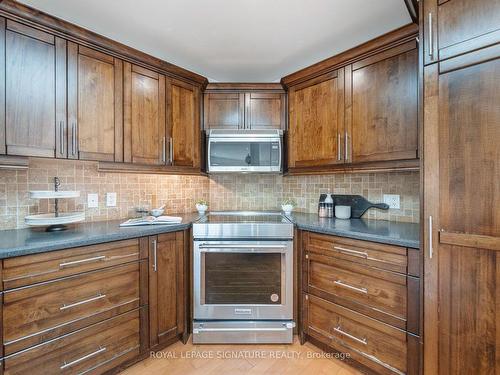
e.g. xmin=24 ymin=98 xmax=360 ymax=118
xmin=149 ymin=231 xmax=186 ymax=348
xmin=424 ymin=0 xmax=500 ymax=64
xmin=4 ymin=308 xmax=141 ymax=375
xmin=2 ymin=238 xmax=142 ymax=289
xmin=167 ymin=78 xmax=200 ymax=167
xmin=304 ymin=294 xmax=408 ymax=375
xmin=306 ymin=252 xmax=407 ymax=329
xmin=204 ymin=93 xmax=244 ymax=129
xmin=245 ymin=92 xmax=285 ymax=129
xmin=4 ymin=20 xmax=66 ymax=158
xmin=124 ymin=63 xmax=166 ymax=165
xmin=3 ymin=262 xmax=140 ymax=355
xmin=288 ymin=70 xmax=344 ymax=168
xmin=68 ymin=43 xmax=123 ymax=162
xmin=423 ymin=50 xmax=500 ymax=375
xmin=348 ymin=41 xmax=418 ymax=163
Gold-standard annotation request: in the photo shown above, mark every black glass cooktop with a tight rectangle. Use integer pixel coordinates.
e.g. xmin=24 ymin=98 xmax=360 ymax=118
xmin=198 ymin=212 xmax=291 ymax=224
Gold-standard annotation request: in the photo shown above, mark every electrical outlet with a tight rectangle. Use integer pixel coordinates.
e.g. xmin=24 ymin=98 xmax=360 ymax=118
xmin=106 ymin=192 xmax=117 ymax=207
xmin=383 ymin=194 xmax=400 ymax=209
xmin=87 ymin=193 xmax=99 ymax=208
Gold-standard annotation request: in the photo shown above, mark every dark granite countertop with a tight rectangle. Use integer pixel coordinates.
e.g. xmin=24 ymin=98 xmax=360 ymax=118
xmin=0 ymin=212 xmax=202 ymax=259
xmin=289 ymin=212 xmax=419 ymax=249
xmin=0 ymin=211 xmax=419 ymax=259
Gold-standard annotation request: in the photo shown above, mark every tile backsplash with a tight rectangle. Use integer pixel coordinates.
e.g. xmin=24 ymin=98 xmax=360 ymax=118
xmin=0 ymin=158 xmax=419 ymax=230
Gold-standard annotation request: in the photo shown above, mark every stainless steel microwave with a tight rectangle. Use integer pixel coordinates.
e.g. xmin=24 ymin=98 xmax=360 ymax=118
xmin=207 ymin=130 xmax=283 ymax=173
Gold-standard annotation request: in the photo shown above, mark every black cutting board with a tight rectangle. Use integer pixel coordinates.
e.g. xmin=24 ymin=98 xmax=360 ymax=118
xmin=332 ymin=194 xmax=389 ymax=218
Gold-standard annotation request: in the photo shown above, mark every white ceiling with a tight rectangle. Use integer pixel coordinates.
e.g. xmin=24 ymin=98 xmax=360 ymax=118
xmin=20 ymin=0 xmax=411 ymax=82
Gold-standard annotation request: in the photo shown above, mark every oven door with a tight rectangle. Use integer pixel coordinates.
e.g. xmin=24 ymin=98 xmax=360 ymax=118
xmin=207 ymin=137 xmax=281 ymax=173
xmin=193 ymin=241 xmax=293 ymax=320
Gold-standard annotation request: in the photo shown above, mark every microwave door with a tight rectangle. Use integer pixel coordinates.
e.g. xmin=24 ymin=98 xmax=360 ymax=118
xmin=209 ymin=139 xmax=275 ymax=172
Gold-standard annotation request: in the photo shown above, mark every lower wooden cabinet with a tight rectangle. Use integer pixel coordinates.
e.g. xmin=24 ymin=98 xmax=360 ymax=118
xmin=301 ymin=231 xmax=421 ymax=375
xmin=148 ymin=231 xmax=188 ymax=348
xmin=0 ymin=230 xmax=188 ymax=374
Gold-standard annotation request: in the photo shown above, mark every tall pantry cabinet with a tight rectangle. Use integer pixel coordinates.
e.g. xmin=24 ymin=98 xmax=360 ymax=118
xmin=422 ymin=0 xmax=500 ymax=374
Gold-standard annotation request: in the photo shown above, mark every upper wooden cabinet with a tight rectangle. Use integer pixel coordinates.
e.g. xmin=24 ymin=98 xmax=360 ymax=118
xmin=203 ymin=84 xmax=286 ymax=130
xmin=1 ymin=19 xmax=66 ymax=158
xmin=67 ymin=43 xmax=123 ymax=162
xmin=347 ymin=41 xmax=418 ymax=163
xmin=124 ymin=63 xmax=166 ymax=166
xmin=423 ymin=0 xmax=500 ymax=65
xmin=283 ymin=24 xmax=419 ymax=174
xmin=288 ymin=70 xmax=344 ymax=168
xmin=167 ymin=78 xmax=201 ymax=168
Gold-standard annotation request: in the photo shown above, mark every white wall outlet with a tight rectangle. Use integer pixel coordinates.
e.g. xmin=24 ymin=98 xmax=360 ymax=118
xmin=106 ymin=192 xmax=117 ymax=207
xmin=87 ymin=193 xmax=99 ymax=208
xmin=383 ymin=194 xmax=401 ymax=209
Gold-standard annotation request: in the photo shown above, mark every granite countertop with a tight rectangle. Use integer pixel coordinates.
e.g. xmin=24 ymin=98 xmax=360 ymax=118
xmin=0 ymin=211 xmax=419 ymax=259
xmin=289 ymin=212 xmax=420 ymax=249
xmin=0 ymin=212 xmax=202 ymax=259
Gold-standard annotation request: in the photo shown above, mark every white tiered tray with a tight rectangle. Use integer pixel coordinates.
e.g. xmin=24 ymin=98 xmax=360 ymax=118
xmin=29 ymin=191 xmax=80 ymax=199
xmin=25 ymin=212 xmax=85 ymax=226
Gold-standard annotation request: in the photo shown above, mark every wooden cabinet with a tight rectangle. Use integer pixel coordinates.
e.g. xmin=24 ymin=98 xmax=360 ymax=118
xmin=148 ymin=231 xmax=187 ymax=348
xmin=167 ymin=78 xmax=200 ymax=168
xmin=347 ymin=41 xmax=418 ymax=164
xmin=301 ymin=231 xmax=421 ymax=374
xmin=1 ymin=19 xmax=66 ymax=158
xmin=203 ymin=84 xmax=286 ymax=130
xmin=67 ymin=43 xmax=123 ymax=162
xmin=204 ymin=93 xmax=244 ymax=129
xmin=423 ymin=46 xmax=500 ymax=375
xmin=284 ymin=25 xmax=419 ymax=174
xmin=288 ymin=70 xmax=344 ymax=168
xmin=124 ymin=63 xmax=166 ymax=166
xmin=423 ymin=0 xmax=500 ymax=65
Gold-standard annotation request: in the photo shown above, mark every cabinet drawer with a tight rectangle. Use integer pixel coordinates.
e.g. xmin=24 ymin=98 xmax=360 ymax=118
xmin=307 ymin=253 xmax=407 ymax=329
xmin=305 ymin=294 xmax=407 ymax=375
xmin=4 ymin=308 xmax=141 ymax=375
xmin=3 ymin=262 xmax=140 ymax=355
xmin=306 ymin=232 xmax=408 ymax=274
xmin=2 ymin=238 xmax=144 ymax=289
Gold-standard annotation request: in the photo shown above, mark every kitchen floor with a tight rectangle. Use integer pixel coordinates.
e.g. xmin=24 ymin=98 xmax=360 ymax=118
xmin=122 ymin=337 xmax=361 ymax=375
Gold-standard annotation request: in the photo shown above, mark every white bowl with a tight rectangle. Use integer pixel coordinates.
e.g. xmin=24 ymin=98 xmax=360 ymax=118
xmin=196 ymin=204 xmax=208 ymax=214
xmin=150 ymin=208 xmax=164 ymax=217
xmin=281 ymin=204 xmax=294 ymax=215
xmin=335 ymin=205 xmax=351 ymax=219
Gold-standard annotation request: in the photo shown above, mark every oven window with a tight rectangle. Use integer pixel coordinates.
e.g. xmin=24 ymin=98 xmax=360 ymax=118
xmin=204 ymin=253 xmax=282 ymax=304
xmin=209 ymin=142 xmax=277 ymax=167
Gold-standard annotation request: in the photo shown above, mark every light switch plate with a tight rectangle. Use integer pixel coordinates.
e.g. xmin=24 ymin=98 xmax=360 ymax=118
xmin=106 ymin=192 xmax=117 ymax=207
xmin=87 ymin=193 xmax=99 ymax=208
xmin=383 ymin=194 xmax=400 ymax=209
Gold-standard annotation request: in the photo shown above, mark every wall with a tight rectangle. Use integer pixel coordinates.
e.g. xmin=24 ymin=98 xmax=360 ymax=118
xmin=0 ymin=158 xmax=419 ymax=230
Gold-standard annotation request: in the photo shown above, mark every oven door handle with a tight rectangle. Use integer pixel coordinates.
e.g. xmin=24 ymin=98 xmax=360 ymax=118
xmin=198 ymin=244 xmax=288 ymax=253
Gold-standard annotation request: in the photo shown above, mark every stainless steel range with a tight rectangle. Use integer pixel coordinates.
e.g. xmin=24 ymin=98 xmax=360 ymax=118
xmin=192 ymin=211 xmax=294 ymax=344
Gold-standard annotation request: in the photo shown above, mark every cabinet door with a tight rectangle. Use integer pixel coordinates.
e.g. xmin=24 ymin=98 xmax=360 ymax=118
xmin=288 ymin=70 xmax=344 ymax=168
xmin=3 ymin=20 xmax=66 ymax=158
xmin=424 ymin=0 xmax=500 ymax=65
xmin=68 ymin=43 xmax=123 ymax=162
xmin=167 ymin=78 xmax=200 ymax=167
xmin=149 ymin=232 xmax=186 ymax=348
xmin=245 ymin=92 xmax=285 ymax=129
xmin=124 ymin=63 xmax=166 ymax=165
xmin=348 ymin=41 xmax=418 ymax=164
xmin=423 ymin=48 xmax=500 ymax=375
xmin=203 ymin=93 xmax=244 ymax=129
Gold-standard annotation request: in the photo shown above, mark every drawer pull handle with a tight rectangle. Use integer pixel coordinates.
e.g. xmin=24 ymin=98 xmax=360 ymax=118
xmin=60 ymin=293 xmax=106 ymax=310
xmin=334 ymin=280 xmax=368 ymax=294
xmin=60 ymin=346 xmax=107 ymax=369
xmin=334 ymin=326 xmax=367 ymax=345
xmin=333 ymin=246 xmax=368 ymax=259
xmin=59 ymin=255 xmax=106 ymax=268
